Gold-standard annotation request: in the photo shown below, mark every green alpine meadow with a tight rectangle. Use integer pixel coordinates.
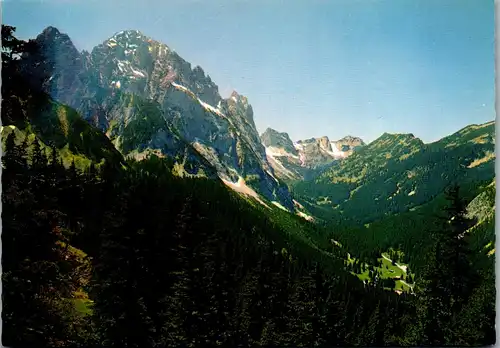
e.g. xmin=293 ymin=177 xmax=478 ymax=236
xmin=1 ymin=1 xmax=496 ymax=346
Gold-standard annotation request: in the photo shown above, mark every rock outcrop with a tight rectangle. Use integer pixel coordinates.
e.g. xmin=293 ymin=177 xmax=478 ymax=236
xmin=261 ymin=129 xmax=365 ymax=181
xmin=33 ymin=27 xmax=294 ymax=210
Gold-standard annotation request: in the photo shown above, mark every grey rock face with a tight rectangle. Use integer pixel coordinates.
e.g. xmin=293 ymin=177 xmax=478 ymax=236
xmin=296 ymin=137 xmax=335 ymax=168
xmin=261 ymin=128 xmax=298 ymax=156
xmin=261 ymin=129 xmax=365 ymax=181
xmin=331 ymin=135 xmax=365 ymax=155
xmin=34 ymin=27 xmax=294 ymax=211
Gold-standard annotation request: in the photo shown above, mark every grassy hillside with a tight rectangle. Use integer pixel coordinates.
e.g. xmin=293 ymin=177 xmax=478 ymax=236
xmin=323 ymin=179 xmax=495 ymax=275
xmin=291 ymin=122 xmax=495 ymax=225
xmin=1 ymin=105 xmax=124 ymax=172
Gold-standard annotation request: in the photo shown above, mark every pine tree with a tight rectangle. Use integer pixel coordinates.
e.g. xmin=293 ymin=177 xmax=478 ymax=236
xmin=2 ymin=135 xmax=83 ymax=347
xmin=31 ymin=138 xmax=47 ymax=169
xmin=364 ymin=302 xmax=381 ymax=345
xmin=2 ymin=26 xmax=28 ymax=125
xmin=2 ymin=132 xmax=29 ymax=181
xmin=415 ymin=184 xmax=478 ymax=345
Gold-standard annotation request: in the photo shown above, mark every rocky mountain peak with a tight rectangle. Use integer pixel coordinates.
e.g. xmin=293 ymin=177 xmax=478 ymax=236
xmin=85 ymin=29 xmax=223 ymax=106
xmin=192 ymin=65 xmax=207 ymax=78
xmin=111 ymin=29 xmax=147 ymax=39
xmin=336 ymin=135 xmax=365 ymax=146
xmin=223 ymin=91 xmax=254 ymax=128
xmin=297 ymin=136 xmax=332 ymax=152
xmin=332 ymin=135 xmax=365 ymax=153
xmin=317 ymin=136 xmax=332 ymax=151
xmin=262 ymin=127 xmax=281 ymax=136
xmin=260 ymin=128 xmax=297 ymax=156
xmin=230 ymin=90 xmax=249 ymax=105
xmin=32 ymin=26 xmax=295 ymax=211
xmin=40 ymin=26 xmax=61 ymax=37
xmin=37 ymin=26 xmax=78 ymax=54
xmin=104 ymin=29 xmax=157 ymax=53
xmin=262 ymin=131 xmax=366 ymax=181
xmin=34 ymin=26 xmax=85 ymax=108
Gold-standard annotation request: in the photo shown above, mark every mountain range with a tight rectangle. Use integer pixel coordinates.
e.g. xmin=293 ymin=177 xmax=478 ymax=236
xmin=261 ymin=128 xmax=365 ymax=180
xmin=1 ymin=23 xmax=496 ymax=347
xmin=292 ymin=122 xmax=495 ymax=225
xmin=35 ymin=26 xmax=294 ymax=210
xmin=4 ymin=25 xmax=493 ymax=228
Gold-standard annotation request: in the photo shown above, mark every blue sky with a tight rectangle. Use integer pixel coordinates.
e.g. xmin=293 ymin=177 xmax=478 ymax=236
xmin=4 ymin=0 xmax=495 ymax=143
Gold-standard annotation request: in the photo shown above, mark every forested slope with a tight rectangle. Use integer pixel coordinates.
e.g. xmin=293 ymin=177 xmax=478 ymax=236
xmin=1 ymin=24 xmax=495 ymax=348
xmin=292 ymin=124 xmax=495 ymax=225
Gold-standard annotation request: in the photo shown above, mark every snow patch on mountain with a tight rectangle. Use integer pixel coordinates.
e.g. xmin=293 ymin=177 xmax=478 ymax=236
xmin=298 ymin=211 xmax=314 ymax=222
xmin=294 ymin=142 xmax=304 ymax=151
xmin=171 ymin=81 xmax=189 ymax=93
xmin=115 ymin=59 xmax=146 ymax=79
xmin=266 ymin=170 xmax=280 ymax=183
xmin=171 ymin=82 xmax=227 ymax=120
xmin=327 ymin=142 xmax=348 ymax=158
xmin=35 ymin=25 xmax=296 ymax=213
xmin=299 ymin=152 xmax=307 ymax=166
xmin=221 ymin=176 xmax=270 ymax=208
xmin=198 ymin=99 xmax=226 ymax=119
xmin=262 ymin=131 xmax=365 ymax=181
xmin=272 ymin=201 xmax=289 ymax=212
xmin=265 ymin=151 xmax=297 ymax=180
xmin=266 ymin=146 xmax=299 ymax=159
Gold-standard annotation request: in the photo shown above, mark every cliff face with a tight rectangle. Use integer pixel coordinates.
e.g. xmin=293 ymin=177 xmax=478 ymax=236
xmin=34 ymin=27 xmax=294 ymax=210
xmin=332 ymin=135 xmax=366 ymax=154
xmin=261 ymin=128 xmax=365 ymax=181
xmin=261 ymin=128 xmax=298 ymax=156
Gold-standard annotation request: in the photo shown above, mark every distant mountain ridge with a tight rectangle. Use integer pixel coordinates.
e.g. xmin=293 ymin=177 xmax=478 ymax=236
xmin=292 ymin=121 xmax=495 ymax=224
xmin=25 ymin=26 xmax=495 ymax=225
xmin=260 ymin=127 xmax=365 ymax=181
xmin=34 ymin=26 xmax=295 ymax=211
